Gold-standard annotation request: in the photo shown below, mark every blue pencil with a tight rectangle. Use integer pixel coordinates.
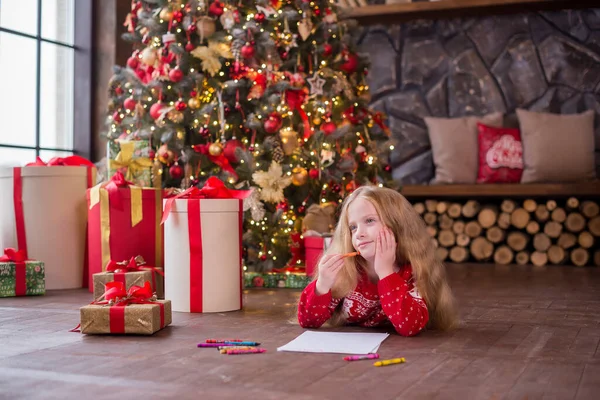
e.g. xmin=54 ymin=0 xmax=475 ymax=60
xmin=223 ymin=341 xmax=260 ymax=346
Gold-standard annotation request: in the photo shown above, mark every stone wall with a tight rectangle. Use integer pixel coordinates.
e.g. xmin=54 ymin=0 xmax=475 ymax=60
xmin=358 ymin=9 xmax=600 ymax=185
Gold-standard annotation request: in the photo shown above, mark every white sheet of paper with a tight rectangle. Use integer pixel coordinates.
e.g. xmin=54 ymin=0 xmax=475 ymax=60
xmin=277 ymin=331 xmax=390 ymax=355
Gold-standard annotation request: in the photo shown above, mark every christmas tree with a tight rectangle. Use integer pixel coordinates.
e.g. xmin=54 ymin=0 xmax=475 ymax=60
xmin=105 ymin=0 xmax=395 ymax=272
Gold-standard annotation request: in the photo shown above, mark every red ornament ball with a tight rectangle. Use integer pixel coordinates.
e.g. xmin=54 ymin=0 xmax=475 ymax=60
xmin=169 ymin=68 xmax=184 ymax=82
xmin=297 ymin=205 xmax=306 ymax=214
xmin=264 ymin=117 xmax=281 ymax=134
xmin=175 ymin=100 xmax=187 ymax=111
xmin=198 ymin=127 xmax=210 ymax=137
xmin=276 ymin=201 xmax=289 ymax=212
xmin=150 ymin=102 xmax=164 ymax=120
xmin=259 ymin=254 xmax=267 ymax=261
xmin=126 ymin=56 xmax=139 ymax=69
xmin=115 ymin=86 xmax=124 ymax=95
xmin=208 ymin=1 xmax=224 ymax=16
xmin=172 ymin=10 xmax=183 ymax=22
xmin=123 ymin=97 xmax=137 ymax=110
xmin=321 ymin=121 xmax=337 ymax=136
xmin=223 ymin=139 xmax=243 ymax=163
xmin=340 ymin=53 xmax=359 ymax=74
xmin=169 ymin=164 xmax=184 ymax=180
xmin=112 ymin=111 xmax=123 ymax=123
xmin=254 ymin=12 xmax=265 ymax=23
xmin=241 ymin=44 xmax=255 ymax=59
xmin=185 ymin=42 xmax=194 ymax=52
xmin=309 ymin=169 xmax=319 ymax=179
xmin=323 ymin=44 xmax=333 ymax=56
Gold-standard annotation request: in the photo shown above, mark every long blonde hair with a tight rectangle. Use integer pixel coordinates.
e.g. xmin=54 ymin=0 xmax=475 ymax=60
xmin=310 ymin=185 xmax=459 ymax=331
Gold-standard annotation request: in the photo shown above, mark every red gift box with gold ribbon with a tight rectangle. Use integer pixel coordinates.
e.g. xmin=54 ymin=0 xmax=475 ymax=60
xmin=86 ymin=172 xmax=163 ymax=292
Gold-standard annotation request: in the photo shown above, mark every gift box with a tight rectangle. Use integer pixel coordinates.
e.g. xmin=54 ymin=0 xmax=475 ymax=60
xmin=92 ymin=256 xmax=164 ymax=300
xmin=0 ymin=156 xmax=95 ymax=290
xmin=0 ymin=248 xmax=45 ymax=297
xmin=162 ymin=177 xmax=250 ymax=313
xmin=107 ymin=139 xmax=156 ymax=188
xmin=78 ymin=281 xmax=171 ymax=335
xmin=304 ymin=235 xmax=332 ymax=278
xmin=244 ymin=271 xmax=310 ymax=289
xmin=86 ymin=172 xmax=163 ymax=292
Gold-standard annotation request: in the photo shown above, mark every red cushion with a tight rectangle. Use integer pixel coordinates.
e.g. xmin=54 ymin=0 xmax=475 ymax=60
xmin=477 ymin=123 xmax=524 ymax=183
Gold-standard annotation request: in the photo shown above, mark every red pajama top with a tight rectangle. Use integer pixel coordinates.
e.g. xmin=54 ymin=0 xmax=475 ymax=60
xmin=297 ymin=265 xmax=429 ymax=337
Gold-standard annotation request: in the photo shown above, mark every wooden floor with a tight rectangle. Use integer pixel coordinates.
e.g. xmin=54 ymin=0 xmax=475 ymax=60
xmin=1 ymin=264 xmax=599 ymax=400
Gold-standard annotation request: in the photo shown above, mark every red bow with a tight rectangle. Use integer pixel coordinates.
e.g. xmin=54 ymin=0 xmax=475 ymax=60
xmin=26 ymin=155 xmax=94 ymax=167
xmin=1 ymin=248 xmax=29 ymax=297
xmin=105 ymin=256 xmax=165 ymax=284
xmin=192 ymin=144 xmax=238 ymax=179
xmin=102 ymin=281 xmax=154 ymax=306
xmin=106 ymin=257 xmax=142 ymax=273
xmin=285 ymin=89 xmax=311 ymax=140
xmin=0 ymin=248 xmax=27 ymax=262
xmin=103 ymin=171 xmax=135 ymax=210
xmin=162 ymin=177 xmax=250 ymax=224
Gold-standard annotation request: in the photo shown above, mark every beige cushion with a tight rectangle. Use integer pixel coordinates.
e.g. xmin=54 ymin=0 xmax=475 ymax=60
xmin=425 ymin=112 xmax=504 ymax=184
xmin=516 ymin=109 xmax=596 ymax=183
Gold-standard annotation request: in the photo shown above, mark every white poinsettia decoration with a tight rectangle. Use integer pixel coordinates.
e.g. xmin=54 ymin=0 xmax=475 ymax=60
xmin=252 ymin=161 xmax=292 ymax=203
xmin=243 ymin=187 xmax=266 ymax=221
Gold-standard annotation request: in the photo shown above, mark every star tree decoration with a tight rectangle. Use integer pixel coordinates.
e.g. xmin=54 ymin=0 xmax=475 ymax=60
xmin=307 ymin=72 xmax=325 ymax=97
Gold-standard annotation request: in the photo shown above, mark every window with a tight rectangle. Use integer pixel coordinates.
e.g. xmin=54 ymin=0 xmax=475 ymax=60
xmin=0 ymin=0 xmax=78 ymax=166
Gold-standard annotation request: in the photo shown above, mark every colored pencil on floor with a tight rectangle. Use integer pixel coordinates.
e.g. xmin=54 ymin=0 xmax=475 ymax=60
xmin=223 ymin=348 xmax=266 ymax=355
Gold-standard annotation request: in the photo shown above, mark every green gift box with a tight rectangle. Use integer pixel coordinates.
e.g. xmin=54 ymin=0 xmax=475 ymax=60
xmin=107 ymin=139 xmax=156 ymax=187
xmin=244 ymin=271 xmax=310 ymax=289
xmin=0 ymin=261 xmax=45 ymax=298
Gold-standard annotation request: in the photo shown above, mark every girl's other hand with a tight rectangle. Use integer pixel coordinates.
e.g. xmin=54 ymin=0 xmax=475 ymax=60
xmin=315 ymin=254 xmax=345 ymax=295
xmin=374 ymin=227 xmax=396 ymax=279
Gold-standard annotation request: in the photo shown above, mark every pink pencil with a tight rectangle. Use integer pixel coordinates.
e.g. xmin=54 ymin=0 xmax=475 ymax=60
xmin=343 ymin=354 xmax=380 ymax=361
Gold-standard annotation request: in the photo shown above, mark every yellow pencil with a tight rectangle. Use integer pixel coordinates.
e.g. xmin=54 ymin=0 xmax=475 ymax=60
xmin=373 ymin=357 xmax=406 ymax=367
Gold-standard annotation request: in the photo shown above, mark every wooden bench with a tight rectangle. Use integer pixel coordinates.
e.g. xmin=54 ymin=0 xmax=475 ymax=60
xmin=397 ymin=182 xmax=600 ymax=268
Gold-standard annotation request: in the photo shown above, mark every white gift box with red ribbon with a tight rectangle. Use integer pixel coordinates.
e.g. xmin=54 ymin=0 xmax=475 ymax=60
xmin=163 ymin=196 xmax=244 ymax=313
xmin=0 ymin=162 xmax=94 ymax=290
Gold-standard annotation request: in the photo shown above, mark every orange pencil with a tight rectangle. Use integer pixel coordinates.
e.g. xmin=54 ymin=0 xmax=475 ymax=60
xmin=343 ymin=251 xmax=360 ymax=258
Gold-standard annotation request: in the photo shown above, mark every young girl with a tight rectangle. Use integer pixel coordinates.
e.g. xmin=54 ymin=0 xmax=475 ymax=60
xmin=297 ymin=185 xmax=458 ymax=336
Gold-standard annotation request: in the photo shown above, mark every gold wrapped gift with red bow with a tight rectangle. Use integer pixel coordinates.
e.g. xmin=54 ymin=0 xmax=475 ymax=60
xmin=92 ymin=256 xmax=164 ymax=300
xmin=77 ymin=281 xmax=171 ymax=335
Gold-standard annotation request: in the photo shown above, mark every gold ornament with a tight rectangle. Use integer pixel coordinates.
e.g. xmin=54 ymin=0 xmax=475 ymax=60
xmin=291 ymin=167 xmax=308 ymax=186
xmin=167 ymin=109 xmax=184 ymax=123
xmin=208 ymin=142 xmax=223 ymax=156
xmin=176 ymin=128 xmax=185 ymax=140
xmin=141 ymin=47 xmax=158 ymax=66
xmin=196 ymin=16 xmax=216 ymax=40
xmin=279 ymin=129 xmax=299 ymax=156
xmin=188 ymin=97 xmax=201 ymax=109
xmin=312 ymin=116 xmax=322 ymax=126
xmin=159 ymin=8 xmax=173 ymax=21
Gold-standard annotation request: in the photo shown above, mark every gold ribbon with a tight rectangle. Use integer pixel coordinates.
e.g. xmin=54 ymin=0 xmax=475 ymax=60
xmin=108 ymin=141 xmax=154 ymax=184
xmin=100 ymin=188 xmax=111 ymax=271
xmin=89 ymin=183 xmax=144 ymax=228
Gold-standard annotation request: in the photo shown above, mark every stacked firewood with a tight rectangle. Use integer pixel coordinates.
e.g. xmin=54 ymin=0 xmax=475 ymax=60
xmin=413 ymin=198 xmax=600 ymax=267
